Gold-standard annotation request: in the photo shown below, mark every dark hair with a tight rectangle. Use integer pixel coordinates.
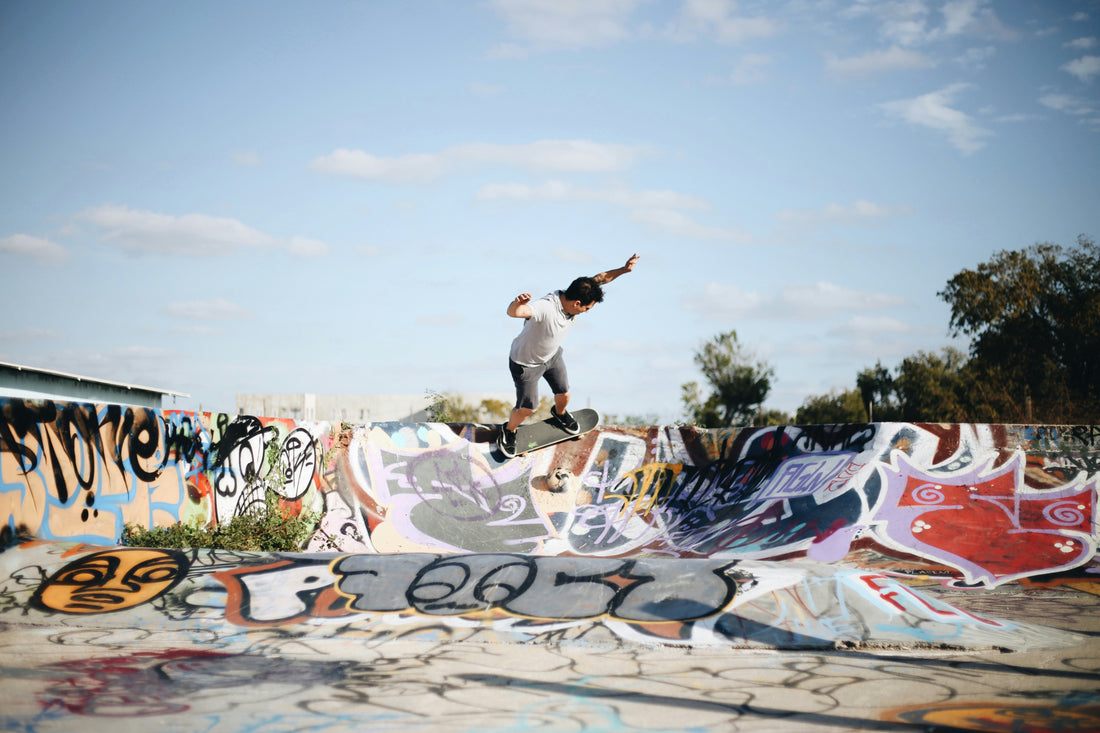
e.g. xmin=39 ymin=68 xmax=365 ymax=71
xmin=564 ymin=276 xmax=604 ymax=305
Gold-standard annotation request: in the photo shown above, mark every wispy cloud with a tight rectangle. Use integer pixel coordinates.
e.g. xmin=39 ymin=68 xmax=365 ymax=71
xmin=486 ymin=0 xmax=644 ymax=51
xmin=666 ymin=0 xmax=781 ymax=44
xmin=0 ymin=233 xmax=67 ymax=264
xmin=0 ymin=327 xmax=61 ymax=342
xmin=825 ymin=46 xmax=934 ymax=76
xmin=231 ymin=150 xmax=263 ymax=166
xmin=477 ymin=180 xmax=708 ymax=210
xmin=1038 ymin=92 xmax=1099 ymax=130
xmin=163 ymin=297 xmax=253 ymax=320
xmin=729 ymin=53 xmax=773 ymax=84
xmin=1064 ymin=37 xmax=1097 ymax=51
xmin=684 ymin=281 xmax=907 ymax=322
xmin=632 ymin=208 xmax=753 ymax=243
xmin=1062 ymin=55 xmax=1100 ymax=83
xmin=845 ymin=0 xmax=1014 ymax=47
xmin=775 ymin=200 xmax=914 ymax=230
xmin=553 ymin=248 xmax=595 ymax=264
xmin=286 ymin=236 xmax=331 ymax=258
xmin=312 ymin=140 xmax=646 ymax=183
xmin=78 ymin=204 xmax=330 ymax=258
xmin=880 ymin=82 xmax=992 ymax=154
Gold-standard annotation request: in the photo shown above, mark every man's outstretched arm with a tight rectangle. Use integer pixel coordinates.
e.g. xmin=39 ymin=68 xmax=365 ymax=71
xmin=593 ymin=253 xmax=640 ymax=285
xmin=507 ymin=293 xmax=534 ymax=318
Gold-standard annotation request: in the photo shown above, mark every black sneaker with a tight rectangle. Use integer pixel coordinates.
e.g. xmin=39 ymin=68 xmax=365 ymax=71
xmin=497 ymin=424 xmax=517 ymax=458
xmin=550 ymin=407 xmax=580 ymax=434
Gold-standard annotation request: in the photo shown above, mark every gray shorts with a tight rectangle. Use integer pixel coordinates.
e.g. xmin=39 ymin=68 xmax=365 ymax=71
xmin=509 ymin=348 xmax=569 ymax=410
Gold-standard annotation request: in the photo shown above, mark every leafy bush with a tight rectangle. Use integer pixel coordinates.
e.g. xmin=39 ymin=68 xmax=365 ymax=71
xmin=121 ymin=492 xmax=319 ymax=552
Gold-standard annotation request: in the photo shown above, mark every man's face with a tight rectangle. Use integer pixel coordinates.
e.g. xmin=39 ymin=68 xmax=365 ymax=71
xmin=563 ymin=299 xmax=595 ymax=316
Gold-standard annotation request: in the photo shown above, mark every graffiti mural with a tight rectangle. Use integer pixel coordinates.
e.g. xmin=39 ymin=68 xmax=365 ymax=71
xmin=1 ymin=397 xmax=1098 ymax=590
xmin=0 ymin=541 xmax=1096 ymax=732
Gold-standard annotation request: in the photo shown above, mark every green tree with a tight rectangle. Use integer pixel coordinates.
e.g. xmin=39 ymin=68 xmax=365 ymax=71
xmin=681 ymin=331 xmax=774 ymax=427
xmin=856 ymin=361 xmax=900 ymax=421
xmin=795 ymin=388 xmax=867 ymax=424
xmin=892 ymin=347 xmax=985 ymax=422
xmin=938 ymin=235 xmax=1100 ymax=421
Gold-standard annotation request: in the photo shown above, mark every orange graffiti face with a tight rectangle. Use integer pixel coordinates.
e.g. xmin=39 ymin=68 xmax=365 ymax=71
xmin=33 ymin=548 xmax=189 ymax=614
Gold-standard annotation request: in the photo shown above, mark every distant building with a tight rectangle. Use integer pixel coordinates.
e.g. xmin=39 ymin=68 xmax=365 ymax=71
xmin=0 ymin=361 xmax=188 ymax=410
xmin=235 ymin=392 xmax=513 ymax=423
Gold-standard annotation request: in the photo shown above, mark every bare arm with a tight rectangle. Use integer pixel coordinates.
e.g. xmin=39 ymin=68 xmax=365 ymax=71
xmin=593 ymin=253 xmax=640 ymax=285
xmin=507 ymin=293 xmax=533 ymax=318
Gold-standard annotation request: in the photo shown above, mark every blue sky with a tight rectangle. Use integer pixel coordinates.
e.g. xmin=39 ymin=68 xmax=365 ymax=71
xmin=2 ymin=0 xmax=1098 ymax=421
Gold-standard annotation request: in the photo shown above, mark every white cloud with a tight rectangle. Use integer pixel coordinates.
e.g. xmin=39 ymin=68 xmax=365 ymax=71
xmin=0 ymin=327 xmax=61 ymax=341
xmin=416 ymin=313 xmax=464 ymax=327
xmin=163 ymin=297 xmax=253 ymax=320
xmin=683 ymin=281 xmax=905 ymax=322
xmin=844 ymin=0 xmax=1013 ymax=47
xmin=668 ymin=0 xmax=780 ymax=44
xmin=775 ymin=200 xmax=914 ymax=229
xmin=729 ymin=53 xmax=773 ymax=84
xmin=880 ymin=83 xmax=992 ymax=154
xmin=780 ymin=282 xmax=906 ymax=318
xmin=78 ymin=204 xmax=330 ymax=258
xmin=682 ymin=282 xmax=768 ymax=320
xmin=825 ymin=46 xmax=934 ymax=76
xmin=1064 ymin=37 xmax=1097 ymax=50
xmin=553 ymin=248 xmax=594 ymax=264
xmin=469 ymin=81 xmax=505 ymax=96
xmin=954 ymin=45 xmax=995 ymax=70
xmin=486 ymin=0 xmax=644 ymax=49
xmin=450 ymin=140 xmax=643 ymax=172
xmin=827 ymin=315 xmax=919 ymax=337
xmin=79 ymin=204 xmax=275 ymax=255
xmin=476 ymin=180 xmax=708 ymax=210
xmin=310 ymin=149 xmax=448 ymax=183
xmin=0 ymin=233 xmax=67 ymax=264
xmin=231 ymin=150 xmax=262 ymax=166
xmin=1039 ymin=92 xmax=1097 ymax=117
xmin=312 ymin=140 xmax=645 ymax=183
xmin=632 ymin=208 xmax=753 ymax=243
xmin=286 ymin=236 xmax=331 ymax=258
xmin=1062 ymin=55 xmax=1100 ymax=83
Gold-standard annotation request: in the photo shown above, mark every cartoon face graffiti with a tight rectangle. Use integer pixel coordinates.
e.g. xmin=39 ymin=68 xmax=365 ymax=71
xmin=32 ymin=548 xmax=190 ymax=614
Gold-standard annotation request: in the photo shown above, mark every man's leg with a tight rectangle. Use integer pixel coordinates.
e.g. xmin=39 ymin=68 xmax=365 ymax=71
xmin=506 ymin=406 xmax=534 ymax=432
xmin=544 ymin=351 xmax=579 ymax=434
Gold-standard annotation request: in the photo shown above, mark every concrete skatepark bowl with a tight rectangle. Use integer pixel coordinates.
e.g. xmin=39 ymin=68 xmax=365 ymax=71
xmin=1 ymin=398 xmax=1098 ymax=731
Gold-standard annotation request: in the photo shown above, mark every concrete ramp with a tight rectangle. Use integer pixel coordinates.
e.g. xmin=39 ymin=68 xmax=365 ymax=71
xmin=2 ymin=399 xmax=1099 ymax=731
xmin=2 ymin=541 xmax=1080 ymax=652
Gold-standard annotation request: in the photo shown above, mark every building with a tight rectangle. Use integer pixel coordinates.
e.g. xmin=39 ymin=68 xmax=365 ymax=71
xmin=0 ymin=361 xmax=188 ymax=409
xmin=235 ymin=392 xmax=514 ymax=423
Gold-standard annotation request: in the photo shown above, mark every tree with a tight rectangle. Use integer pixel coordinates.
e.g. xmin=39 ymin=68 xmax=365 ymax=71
xmin=938 ymin=235 xmax=1100 ymax=421
xmin=681 ymin=331 xmax=774 ymax=427
xmin=856 ymin=361 xmax=900 ymax=421
xmin=795 ymin=388 xmax=867 ymax=424
xmin=892 ymin=347 xmax=983 ymax=422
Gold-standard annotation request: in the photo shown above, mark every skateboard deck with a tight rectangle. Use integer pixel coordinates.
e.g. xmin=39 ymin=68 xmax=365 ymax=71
xmin=509 ymin=408 xmax=600 ymax=456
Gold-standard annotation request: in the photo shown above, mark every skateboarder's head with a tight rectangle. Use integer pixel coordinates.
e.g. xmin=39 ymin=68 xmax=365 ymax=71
xmin=563 ymin=277 xmax=604 ymax=313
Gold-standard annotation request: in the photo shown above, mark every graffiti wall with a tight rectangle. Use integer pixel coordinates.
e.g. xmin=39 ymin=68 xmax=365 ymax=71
xmin=2 ymin=398 xmax=1098 ymax=589
xmin=1 ymin=543 xmax=1096 ymax=732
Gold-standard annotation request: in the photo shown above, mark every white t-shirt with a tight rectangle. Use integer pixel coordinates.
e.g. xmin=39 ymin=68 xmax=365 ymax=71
xmin=508 ymin=291 xmax=575 ymax=367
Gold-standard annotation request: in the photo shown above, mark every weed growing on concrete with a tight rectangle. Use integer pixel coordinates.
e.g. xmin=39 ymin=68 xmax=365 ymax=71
xmin=122 ymin=423 xmax=323 ymax=552
xmin=122 ymin=491 xmax=320 ymax=551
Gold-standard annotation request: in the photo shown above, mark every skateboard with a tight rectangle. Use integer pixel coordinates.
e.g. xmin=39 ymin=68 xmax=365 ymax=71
xmin=502 ymin=408 xmax=600 ymax=457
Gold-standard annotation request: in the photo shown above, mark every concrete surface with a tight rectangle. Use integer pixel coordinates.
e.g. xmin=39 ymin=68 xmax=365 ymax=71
xmin=1 ymin=399 xmax=1098 ymax=731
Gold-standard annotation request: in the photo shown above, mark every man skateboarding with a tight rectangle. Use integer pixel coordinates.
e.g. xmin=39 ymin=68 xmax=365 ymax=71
xmin=497 ymin=253 xmax=639 ymax=458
